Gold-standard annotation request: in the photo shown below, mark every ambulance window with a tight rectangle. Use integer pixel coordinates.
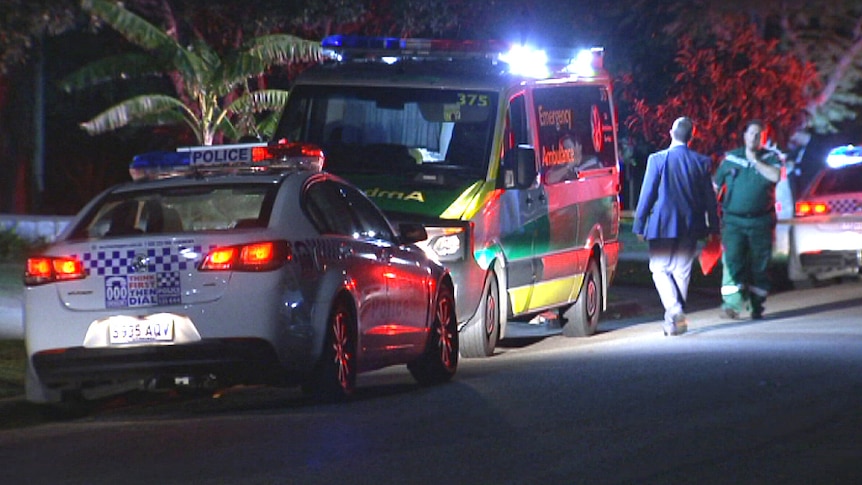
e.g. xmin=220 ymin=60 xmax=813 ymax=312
xmin=533 ymin=85 xmax=617 ymax=184
xmin=508 ymin=95 xmax=529 ymax=149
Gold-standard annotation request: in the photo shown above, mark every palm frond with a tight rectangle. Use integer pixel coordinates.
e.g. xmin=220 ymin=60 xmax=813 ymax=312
xmin=256 ymin=111 xmax=283 ymax=140
xmin=83 ymin=0 xmax=204 ymax=81
xmin=219 ymin=35 xmax=322 ymax=87
xmin=59 ymin=53 xmax=166 ymax=92
xmin=80 ymin=94 xmax=195 ymax=135
xmin=225 ymin=89 xmax=291 ymax=115
xmin=83 ymin=0 xmax=178 ymax=52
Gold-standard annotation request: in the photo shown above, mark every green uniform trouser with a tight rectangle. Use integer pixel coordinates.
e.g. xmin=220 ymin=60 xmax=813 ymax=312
xmin=721 ymin=218 xmax=774 ymax=315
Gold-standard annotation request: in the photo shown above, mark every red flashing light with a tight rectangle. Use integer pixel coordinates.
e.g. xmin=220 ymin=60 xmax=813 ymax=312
xmin=25 ymin=256 xmax=86 ymax=286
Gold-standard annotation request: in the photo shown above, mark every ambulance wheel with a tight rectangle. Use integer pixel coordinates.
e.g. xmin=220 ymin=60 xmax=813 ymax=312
xmin=303 ymin=297 xmax=356 ymax=402
xmin=408 ymin=281 xmax=458 ymax=385
xmin=460 ymin=270 xmax=500 ymax=358
xmin=563 ymin=257 xmax=601 ymax=337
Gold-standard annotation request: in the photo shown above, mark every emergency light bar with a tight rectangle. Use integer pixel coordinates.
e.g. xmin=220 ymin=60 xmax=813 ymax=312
xmin=129 ymin=142 xmax=325 ymax=181
xmin=825 ymin=144 xmax=862 ymax=168
xmin=321 ymin=34 xmax=605 ymax=79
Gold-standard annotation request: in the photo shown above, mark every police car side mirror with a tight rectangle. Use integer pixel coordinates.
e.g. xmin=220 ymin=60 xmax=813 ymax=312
xmin=501 ymin=145 xmax=537 ymax=189
xmin=398 ymin=222 xmax=428 ymax=245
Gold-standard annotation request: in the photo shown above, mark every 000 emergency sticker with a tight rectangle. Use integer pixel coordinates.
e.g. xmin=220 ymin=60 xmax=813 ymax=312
xmin=105 ymin=272 xmax=182 ymax=308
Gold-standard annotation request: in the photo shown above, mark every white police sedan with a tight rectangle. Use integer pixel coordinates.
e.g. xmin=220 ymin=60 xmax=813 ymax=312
xmin=787 ymin=145 xmax=862 ymax=284
xmin=24 ymin=143 xmax=457 ymax=405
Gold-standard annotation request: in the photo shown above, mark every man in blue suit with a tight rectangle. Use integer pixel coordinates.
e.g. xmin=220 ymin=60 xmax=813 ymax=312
xmin=632 ymin=117 xmax=720 ymax=335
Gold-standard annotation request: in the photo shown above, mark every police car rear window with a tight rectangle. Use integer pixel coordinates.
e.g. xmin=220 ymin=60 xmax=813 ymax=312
xmin=70 ymin=184 xmax=278 ymax=240
xmin=811 ymin=164 xmax=862 ymax=196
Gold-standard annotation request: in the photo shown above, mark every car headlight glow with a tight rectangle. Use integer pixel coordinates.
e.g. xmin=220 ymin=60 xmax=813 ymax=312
xmin=420 ymin=226 xmax=466 ymax=263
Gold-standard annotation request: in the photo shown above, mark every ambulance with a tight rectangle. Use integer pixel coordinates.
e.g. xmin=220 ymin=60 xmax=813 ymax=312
xmin=275 ymin=35 xmax=621 ymax=357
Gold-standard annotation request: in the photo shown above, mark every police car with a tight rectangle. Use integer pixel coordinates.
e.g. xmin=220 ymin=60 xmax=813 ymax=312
xmin=787 ymin=145 xmax=862 ymax=284
xmin=24 ymin=142 xmax=457 ymax=405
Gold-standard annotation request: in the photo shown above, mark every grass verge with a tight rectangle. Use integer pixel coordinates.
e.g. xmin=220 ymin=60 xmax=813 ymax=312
xmin=0 ymin=339 xmax=25 ymax=399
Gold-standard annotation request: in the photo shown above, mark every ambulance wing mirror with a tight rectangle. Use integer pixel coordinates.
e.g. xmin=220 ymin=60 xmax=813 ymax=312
xmin=501 ymin=145 xmax=537 ymax=189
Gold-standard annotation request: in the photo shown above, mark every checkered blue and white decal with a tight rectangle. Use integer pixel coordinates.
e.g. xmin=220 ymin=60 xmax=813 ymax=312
xmin=78 ymin=240 xmax=204 ymax=308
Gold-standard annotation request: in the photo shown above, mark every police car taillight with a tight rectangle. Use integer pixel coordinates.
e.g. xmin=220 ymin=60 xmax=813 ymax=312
xmin=130 ymin=142 xmax=325 ymax=181
xmin=795 ymin=201 xmax=830 ymax=217
xmin=200 ymin=241 xmax=291 ymax=272
xmin=24 ymin=256 xmax=86 ymax=286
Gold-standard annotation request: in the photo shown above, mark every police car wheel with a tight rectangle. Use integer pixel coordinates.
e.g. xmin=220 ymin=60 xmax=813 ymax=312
xmin=408 ymin=281 xmax=458 ymax=385
xmin=39 ymin=391 xmax=92 ymax=420
xmin=459 ymin=270 xmax=500 ymax=358
xmin=562 ymin=257 xmax=601 ymax=338
xmin=304 ymin=297 xmax=357 ymax=402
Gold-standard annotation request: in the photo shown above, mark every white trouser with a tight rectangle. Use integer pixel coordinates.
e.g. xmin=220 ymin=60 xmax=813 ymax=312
xmin=648 ymin=237 xmax=698 ymax=323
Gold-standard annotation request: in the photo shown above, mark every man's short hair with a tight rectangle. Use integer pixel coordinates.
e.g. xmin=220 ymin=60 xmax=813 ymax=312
xmin=744 ymin=119 xmax=764 ymax=135
xmin=671 ymin=117 xmax=694 ymax=143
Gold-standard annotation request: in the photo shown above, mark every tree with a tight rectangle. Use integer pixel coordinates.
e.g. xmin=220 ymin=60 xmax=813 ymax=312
xmin=61 ymin=0 xmax=323 ymax=145
xmin=624 ymin=14 xmax=819 ymax=161
xmin=632 ymin=0 xmax=862 ymax=135
xmin=0 ymin=0 xmax=79 ymax=212
xmin=774 ymin=0 xmax=862 ymax=134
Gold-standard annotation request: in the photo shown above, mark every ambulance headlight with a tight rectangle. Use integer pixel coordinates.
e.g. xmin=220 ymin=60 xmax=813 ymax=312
xmin=421 ymin=226 xmax=467 ymax=263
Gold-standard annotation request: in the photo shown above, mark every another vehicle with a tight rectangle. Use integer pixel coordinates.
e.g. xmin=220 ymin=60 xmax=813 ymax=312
xmin=24 ymin=143 xmax=457 ymax=405
xmin=275 ymin=36 xmax=622 ymax=357
xmin=787 ymin=145 xmax=862 ymax=284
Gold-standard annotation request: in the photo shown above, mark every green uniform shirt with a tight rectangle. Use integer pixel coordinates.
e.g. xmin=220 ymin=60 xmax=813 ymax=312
xmin=714 ymin=147 xmax=780 ymax=225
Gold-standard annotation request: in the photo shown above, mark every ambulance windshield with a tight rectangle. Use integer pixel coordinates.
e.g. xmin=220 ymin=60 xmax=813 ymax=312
xmin=276 ymin=86 xmax=497 ymax=179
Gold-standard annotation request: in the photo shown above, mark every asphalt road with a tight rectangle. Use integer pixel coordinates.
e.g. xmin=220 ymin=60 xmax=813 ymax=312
xmin=1 ymin=279 xmax=860 ymax=484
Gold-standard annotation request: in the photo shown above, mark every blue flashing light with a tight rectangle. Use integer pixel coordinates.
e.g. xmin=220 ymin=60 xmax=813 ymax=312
xmin=322 ymin=35 xmax=402 ymax=50
xmin=826 ymin=145 xmax=862 ymax=168
xmin=129 ymin=151 xmax=190 ymax=181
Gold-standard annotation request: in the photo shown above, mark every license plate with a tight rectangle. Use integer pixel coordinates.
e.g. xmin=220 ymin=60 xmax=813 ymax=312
xmin=109 ymin=315 xmax=175 ymax=344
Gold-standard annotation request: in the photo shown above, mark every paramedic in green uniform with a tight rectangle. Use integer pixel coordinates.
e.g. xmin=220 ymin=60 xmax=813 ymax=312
xmin=714 ymin=120 xmax=781 ymax=319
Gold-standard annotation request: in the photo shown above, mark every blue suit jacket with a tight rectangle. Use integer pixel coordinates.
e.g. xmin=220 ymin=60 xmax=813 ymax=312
xmin=632 ymin=144 xmax=719 ymax=240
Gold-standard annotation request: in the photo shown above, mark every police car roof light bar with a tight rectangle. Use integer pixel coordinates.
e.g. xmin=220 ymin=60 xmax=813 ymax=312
xmin=129 ymin=142 xmax=325 ymax=181
xmin=826 ymin=144 xmax=862 ymax=168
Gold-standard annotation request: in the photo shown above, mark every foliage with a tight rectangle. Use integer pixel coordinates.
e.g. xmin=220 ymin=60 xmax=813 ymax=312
xmin=641 ymin=0 xmax=862 ymax=135
xmin=61 ymin=0 xmax=323 ymax=145
xmin=623 ymin=14 xmax=819 ymax=161
xmin=0 ymin=0 xmax=79 ymax=75
xmin=0 ymin=230 xmax=34 ymax=263
xmin=0 ymin=339 xmax=25 ymax=401
xmin=776 ymin=0 xmax=862 ymax=133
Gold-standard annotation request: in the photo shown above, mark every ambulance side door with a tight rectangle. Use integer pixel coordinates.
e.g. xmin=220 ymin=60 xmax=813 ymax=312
xmin=499 ymin=93 xmax=546 ymax=315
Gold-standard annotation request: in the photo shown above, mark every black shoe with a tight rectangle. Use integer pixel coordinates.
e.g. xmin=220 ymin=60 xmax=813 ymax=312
xmin=751 ymin=311 xmax=764 ymax=320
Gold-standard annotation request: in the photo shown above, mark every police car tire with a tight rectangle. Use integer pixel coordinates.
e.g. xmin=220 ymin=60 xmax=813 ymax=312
xmin=304 ymin=297 xmax=357 ymax=402
xmin=39 ymin=391 xmax=91 ymax=420
xmin=408 ymin=281 xmax=458 ymax=385
xmin=562 ymin=257 xmax=601 ymax=338
xmin=459 ymin=270 xmax=500 ymax=358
